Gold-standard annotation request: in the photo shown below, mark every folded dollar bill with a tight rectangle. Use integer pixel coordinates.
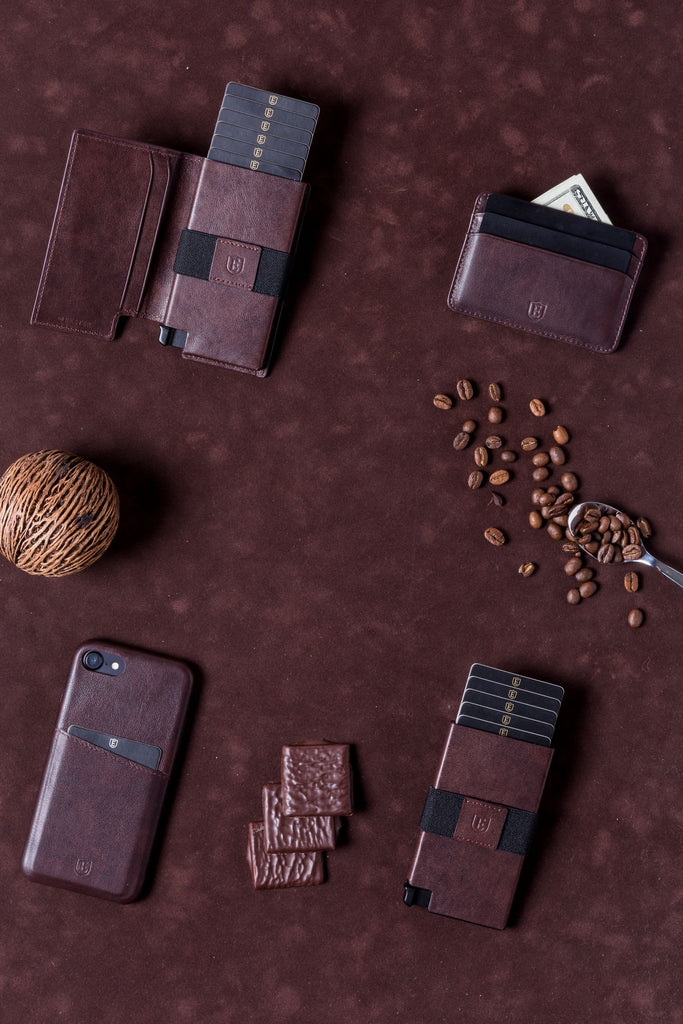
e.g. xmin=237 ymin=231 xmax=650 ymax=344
xmin=533 ymin=173 xmax=612 ymax=223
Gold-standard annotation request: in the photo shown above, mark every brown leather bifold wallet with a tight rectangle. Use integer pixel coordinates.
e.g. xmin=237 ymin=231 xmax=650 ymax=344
xmin=447 ymin=192 xmax=647 ymax=354
xmin=31 ymin=129 xmax=309 ymax=375
xmin=404 ymin=722 xmax=553 ymax=928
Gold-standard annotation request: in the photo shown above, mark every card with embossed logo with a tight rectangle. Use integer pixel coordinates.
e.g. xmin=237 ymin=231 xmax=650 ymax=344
xmin=447 ymin=192 xmax=647 ymax=354
xmin=22 ymin=642 xmax=192 ymax=902
xmin=404 ymin=721 xmax=554 ymax=928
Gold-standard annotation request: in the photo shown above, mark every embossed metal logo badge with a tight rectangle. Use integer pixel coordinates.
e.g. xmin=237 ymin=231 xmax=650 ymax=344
xmin=226 ymin=255 xmax=245 ymax=275
xmin=74 ymin=858 xmax=92 ymax=876
xmin=528 ymin=301 xmax=548 ymax=321
xmin=108 ymin=737 xmax=119 ymax=749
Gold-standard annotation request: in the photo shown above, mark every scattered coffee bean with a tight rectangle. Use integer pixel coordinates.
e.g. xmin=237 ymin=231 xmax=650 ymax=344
xmin=617 ymin=512 xmax=631 ymax=527
xmin=532 ymin=451 xmax=550 ymax=467
xmin=566 ymin=588 xmax=581 ymax=605
xmin=574 ymin=568 xmax=594 ymax=583
xmin=547 ymin=486 xmax=561 ymax=497
xmin=457 ymin=379 xmax=474 ymax=400
xmin=564 ymin=557 xmax=582 ymax=576
xmin=622 ymin=544 xmax=643 ymax=561
xmin=468 ymin=470 xmax=484 ymax=490
xmin=462 ymin=419 xmax=477 ymax=434
xmin=488 ymin=382 xmax=502 ymax=401
xmin=553 ymin=425 xmax=569 ymax=444
xmin=519 ymin=562 xmax=536 ymax=577
xmin=531 ymin=488 xmax=545 ymax=506
xmin=554 ymin=514 xmax=569 ymax=527
xmin=579 ymin=581 xmax=598 ymax=598
xmin=453 ymin=432 xmax=470 ymax=450
xmin=624 ymin=571 xmax=639 ymax=593
xmin=500 ymin=450 xmax=517 ymax=463
xmin=484 ymin=527 xmax=506 ymax=546
xmin=529 ymin=398 xmax=546 ymax=417
xmin=532 ymin=466 xmax=550 ymax=482
xmin=474 ymin=445 xmax=489 ymax=467
xmin=529 ymin=510 xmax=543 ymax=529
xmin=562 ymin=541 xmax=580 ymax=554
xmin=561 ymin=472 xmax=578 ymax=491
xmin=485 ymin=435 xmax=503 ymax=449
xmin=490 ymin=492 xmax=505 ymax=507
xmin=489 ymin=469 xmax=510 ymax=486
xmin=549 ymin=446 xmax=566 ymax=466
xmin=584 ymin=540 xmax=600 ymax=554
xmin=487 ymin=406 xmax=504 ymax=424
xmin=637 ymin=517 xmax=652 ymax=538
xmin=433 ymin=393 xmax=452 ymax=410
xmin=539 ymin=493 xmax=553 ymax=507
xmin=521 ymin=437 xmax=538 ymax=452
xmin=547 ymin=522 xmax=563 ymax=540
xmin=627 ymin=608 xmax=644 ymax=628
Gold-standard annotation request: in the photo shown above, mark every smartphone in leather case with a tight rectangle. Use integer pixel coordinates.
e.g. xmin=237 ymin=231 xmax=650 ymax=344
xmin=23 ymin=642 xmax=193 ymax=902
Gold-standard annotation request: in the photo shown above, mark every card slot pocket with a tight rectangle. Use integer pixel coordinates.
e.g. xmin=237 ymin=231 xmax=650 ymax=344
xmin=122 ymin=150 xmax=175 ymax=315
xmin=484 ymin=192 xmax=636 ymax=252
xmin=23 ymin=727 xmax=168 ymax=901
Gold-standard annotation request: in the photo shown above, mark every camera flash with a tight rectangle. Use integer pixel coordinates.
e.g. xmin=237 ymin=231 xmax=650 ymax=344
xmin=111 ymin=662 xmax=120 ymax=670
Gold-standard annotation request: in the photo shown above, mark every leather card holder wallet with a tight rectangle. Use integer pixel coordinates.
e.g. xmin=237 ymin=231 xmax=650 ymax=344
xmin=30 ymin=129 xmax=309 ymax=375
xmin=447 ymin=192 xmax=647 ymax=354
xmin=404 ymin=721 xmax=554 ymax=929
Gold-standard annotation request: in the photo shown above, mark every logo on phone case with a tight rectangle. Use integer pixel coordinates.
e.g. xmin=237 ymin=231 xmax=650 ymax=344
xmin=226 ymin=255 xmax=245 ymax=275
xmin=108 ymin=737 xmax=119 ymax=749
xmin=528 ymin=301 xmax=548 ymax=321
xmin=74 ymin=858 xmax=92 ymax=876
xmin=471 ymin=814 xmax=492 ymax=834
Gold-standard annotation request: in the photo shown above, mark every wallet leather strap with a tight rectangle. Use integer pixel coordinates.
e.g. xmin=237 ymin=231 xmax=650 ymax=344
xmin=173 ymin=228 xmax=291 ymax=297
xmin=419 ymin=786 xmax=537 ymax=855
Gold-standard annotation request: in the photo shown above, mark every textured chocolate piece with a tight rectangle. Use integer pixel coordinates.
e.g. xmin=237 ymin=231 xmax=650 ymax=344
xmin=281 ymin=742 xmax=352 ymax=816
xmin=262 ymin=783 xmax=336 ymax=853
xmin=246 ymin=822 xmax=324 ymax=890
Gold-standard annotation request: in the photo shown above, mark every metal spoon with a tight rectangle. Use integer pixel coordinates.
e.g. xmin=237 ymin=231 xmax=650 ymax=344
xmin=567 ymin=501 xmax=683 ymax=589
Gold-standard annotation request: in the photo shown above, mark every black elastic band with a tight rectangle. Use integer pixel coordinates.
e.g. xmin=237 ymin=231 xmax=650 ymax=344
xmin=419 ymin=786 xmax=537 ymax=856
xmin=403 ymin=883 xmax=432 ymax=908
xmin=173 ymin=228 xmax=291 ymax=297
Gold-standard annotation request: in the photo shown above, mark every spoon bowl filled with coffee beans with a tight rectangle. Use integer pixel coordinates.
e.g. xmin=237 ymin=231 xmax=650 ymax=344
xmin=567 ymin=501 xmax=683 ymax=590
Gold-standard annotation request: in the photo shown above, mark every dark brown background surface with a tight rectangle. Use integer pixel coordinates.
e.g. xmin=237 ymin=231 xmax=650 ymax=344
xmin=1 ymin=1 xmax=681 ymax=1021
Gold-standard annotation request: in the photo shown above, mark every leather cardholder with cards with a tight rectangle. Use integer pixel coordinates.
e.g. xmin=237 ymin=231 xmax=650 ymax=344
xmin=447 ymin=192 xmax=647 ymax=354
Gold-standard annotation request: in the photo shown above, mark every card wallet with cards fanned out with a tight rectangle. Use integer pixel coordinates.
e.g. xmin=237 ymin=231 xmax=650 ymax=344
xmin=447 ymin=192 xmax=647 ymax=354
xmin=22 ymin=643 xmax=192 ymax=902
xmin=30 ymin=128 xmax=309 ymax=375
xmin=404 ymin=721 xmax=554 ymax=929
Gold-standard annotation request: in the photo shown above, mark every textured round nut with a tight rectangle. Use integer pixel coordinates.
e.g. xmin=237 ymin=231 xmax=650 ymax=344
xmin=500 ymin=450 xmax=517 ymax=463
xmin=529 ymin=510 xmax=543 ymax=529
xmin=518 ymin=562 xmax=536 ymax=577
xmin=485 ymin=435 xmax=503 ymax=449
xmin=561 ymin=472 xmax=579 ymax=492
xmin=487 ymin=406 xmax=504 ymax=424
xmin=489 ymin=469 xmax=510 ymax=486
xmin=462 ymin=419 xmax=477 ymax=434
xmin=564 ymin=557 xmax=582 ymax=576
xmin=579 ymin=581 xmax=598 ymax=598
xmin=433 ymin=393 xmax=452 ymax=410
xmin=532 ymin=452 xmax=549 ymax=467
xmin=624 ymin=571 xmax=639 ymax=593
xmin=474 ymin=446 xmax=489 ymax=467
xmin=521 ymin=437 xmax=538 ymax=452
xmin=532 ymin=466 xmax=550 ymax=482
xmin=627 ymin=608 xmax=644 ymax=628
xmin=484 ymin=527 xmax=506 ymax=546
xmin=468 ymin=470 xmax=484 ymax=490
xmin=566 ymin=588 xmax=581 ymax=605
xmin=453 ymin=432 xmax=470 ymax=451
xmin=488 ymin=382 xmax=502 ymax=401
xmin=549 ymin=445 xmax=566 ymax=466
xmin=529 ymin=398 xmax=546 ymax=417
xmin=456 ymin=379 xmax=474 ymax=400
xmin=553 ymin=425 xmax=569 ymax=444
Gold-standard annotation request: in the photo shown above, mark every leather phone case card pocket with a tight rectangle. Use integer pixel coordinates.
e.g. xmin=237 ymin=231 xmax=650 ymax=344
xmin=405 ymin=722 xmax=554 ymax=929
xmin=447 ymin=192 xmax=647 ymax=354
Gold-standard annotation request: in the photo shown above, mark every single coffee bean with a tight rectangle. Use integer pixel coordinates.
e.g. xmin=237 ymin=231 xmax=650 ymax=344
xmin=584 ymin=540 xmax=600 ymax=554
xmin=579 ymin=581 xmax=598 ymax=598
xmin=487 ymin=406 xmax=504 ymax=424
xmin=562 ymin=541 xmax=580 ymax=554
xmin=554 ymin=514 xmax=569 ymax=527
xmin=532 ymin=451 xmax=550 ymax=467
xmin=556 ymin=492 xmax=574 ymax=506
xmin=622 ymin=544 xmax=643 ymax=561
xmin=617 ymin=511 xmax=632 ymax=527
xmin=549 ymin=446 xmax=566 ymax=466
xmin=637 ymin=517 xmax=652 ymax=538
xmin=529 ymin=398 xmax=546 ymax=417
xmin=601 ymin=530 xmax=612 ymax=544
xmin=553 ymin=425 xmax=569 ymax=445
xmin=490 ymin=492 xmax=505 ymax=507
xmin=611 ymin=528 xmax=622 ymax=545
xmin=575 ymin=568 xmax=594 ymax=583
xmin=547 ymin=522 xmax=563 ymax=540
xmin=500 ymin=450 xmax=517 ymax=463
xmin=624 ymin=571 xmax=639 ymax=593
xmin=453 ymin=432 xmax=470 ymax=450
xmin=627 ymin=608 xmax=644 ymax=628
xmin=561 ymin=472 xmax=578 ymax=492
xmin=598 ymin=516 xmax=610 ymax=534
xmin=532 ymin=466 xmax=550 ymax=482
xmin=485 ymin=435 xmax=503 ymax=449
xmin=457 ymin=379 xmax=474 ymax=400
xmin=488 ymin=382 xmax=502 ymax=401
xmin=484 ymin=527 xmax=506 ymax=546
xmin=521 ymin=436 xmax=538 ymax=452
xmin=539 ymin=493 xmax=554 ymax=507
xmin=474 ymin=445 xmax=489 ymax=467
xmin=564 ymin=557 xmax=582 ymax=576
xmin=613 ymin=549 xmax=624 ymax=564
xmin=489 ymin=469 xmax=510 ymax=486
xmin=567 ymin=588 xmax=581 ymax=605
xmin=468 ymin=470 xmax=484 ymax=490
xmin=518 ymin=562 xmax=536 ymax=577
xmin=578 ymin=521 xmax=594 ymax=535
xmin=531 ymin=488 xmax=545 ymax=506
xmin=609 ymin=516 xmax=621 ymax=532
xmin=547 ymin=485 xmax=561 ymax=497
xmin=627 ymin=526 xmax=641 ymax=546
xmin=462 ymin=419 xmax=477 ymax=434
xmin=433 ymin=393 xmax=452 ymax=410
xmin=529 ymin=510 xmax=543 ymax=529
xmin=585 ymin=507 xmax=601 ymax=520
xmin=597 ymin=544 xmax=615 ymax=563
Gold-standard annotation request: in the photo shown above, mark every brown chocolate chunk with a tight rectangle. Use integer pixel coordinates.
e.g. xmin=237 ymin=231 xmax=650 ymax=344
xmin=262 ymin=783 xmax=336 ymax=854
xmin=281 ymin=742 xmax=353 ymax=816
xmin=247 ymin=821 xmax=324 ymax=889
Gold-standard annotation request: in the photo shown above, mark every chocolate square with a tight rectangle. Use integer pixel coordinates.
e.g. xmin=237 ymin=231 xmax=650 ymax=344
xmin=281 ymin=741 xmax=352 ymax=816
xmin=262 ymin=783 xmax=336 ymax=854
xmin=247 ymin=822 xmax=325 ymax=890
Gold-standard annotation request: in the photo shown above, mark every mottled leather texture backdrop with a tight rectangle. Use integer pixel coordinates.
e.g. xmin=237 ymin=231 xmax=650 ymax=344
xmin=1 ymin=2 xmax=680 ymax=1023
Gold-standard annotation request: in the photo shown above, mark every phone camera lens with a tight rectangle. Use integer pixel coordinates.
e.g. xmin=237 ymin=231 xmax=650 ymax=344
xmin=83 ymin=650 xmax=104 ymax=671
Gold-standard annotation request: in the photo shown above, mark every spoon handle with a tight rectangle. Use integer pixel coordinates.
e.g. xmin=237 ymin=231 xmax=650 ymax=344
xmin=650 ymin=556 xmax=683 ymax=589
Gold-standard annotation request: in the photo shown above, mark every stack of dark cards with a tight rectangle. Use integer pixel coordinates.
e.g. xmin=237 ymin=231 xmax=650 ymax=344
xmin=209 ymin=82 xmax=319 ymax=182
xmin=456 ymin=664 xmax=564 ymax=746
